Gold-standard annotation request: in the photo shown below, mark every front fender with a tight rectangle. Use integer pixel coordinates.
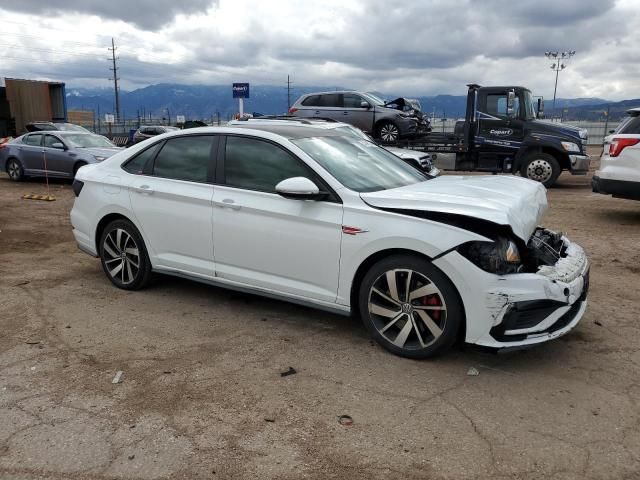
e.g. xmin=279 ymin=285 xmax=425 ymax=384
xmin=336 ymin=206 xmax=489 ymax=305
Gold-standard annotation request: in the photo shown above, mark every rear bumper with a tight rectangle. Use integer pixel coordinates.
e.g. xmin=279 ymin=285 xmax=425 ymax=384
xmin=592 ymin=175 xmax=640 ymax=200
xmin=569 ymin=154 xmax=590 ymax=174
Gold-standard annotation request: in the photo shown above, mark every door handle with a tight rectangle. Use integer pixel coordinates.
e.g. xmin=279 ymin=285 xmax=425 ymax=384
xmin=314 ymin=110 xmax=321 ymax=115
xmin=215 ymin=198 xmax=241 ymax=210
xmin=133 ymin=184 xmax=154 ymax=194
xmin=342 ymin=112 xmax=349 ymax=115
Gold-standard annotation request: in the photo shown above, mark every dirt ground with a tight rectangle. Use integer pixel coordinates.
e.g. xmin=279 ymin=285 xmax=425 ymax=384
xmin=1 ymin=147 xmax=639 ymax=480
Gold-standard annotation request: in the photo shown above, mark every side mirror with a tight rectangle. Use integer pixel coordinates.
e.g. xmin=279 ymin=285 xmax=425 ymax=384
xmin=609 ymin=129 xmax=615 ymax=134
xmin=360 ymin=100 xmax=371 ymax=109
xmin=275 ymin=177 xmax=325 ymax=200
xmin=51 ymin=142 xmax=65 ymax=150
xmin=506 ymin=90 xmax=515 ymax=117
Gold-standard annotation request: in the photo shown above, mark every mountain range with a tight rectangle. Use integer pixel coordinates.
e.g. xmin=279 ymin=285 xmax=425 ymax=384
xmin=65 ymin=83 xmax=632 ymax=122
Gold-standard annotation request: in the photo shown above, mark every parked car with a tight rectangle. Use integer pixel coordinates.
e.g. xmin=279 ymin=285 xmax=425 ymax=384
xmin=1 ymin=132 xmax=122 ymax=181
xmin=132 ymin=125 xmax=180 ymax=144
xmin=592 ymin=108 xmax=640 ymax=200
xmin=70 ymin=124 xmax=589 ymax=358
xmin=25 ymin=121 xmax=91 ymax=133
xmin=228 ymin=116 xmax=439 ymax=176
xmin=289 ymin=91 xmax=430 ymax=143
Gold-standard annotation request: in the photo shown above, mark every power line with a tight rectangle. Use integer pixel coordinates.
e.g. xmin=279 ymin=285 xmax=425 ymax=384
xmin=109 ymin=38 xmax=121 ymax=122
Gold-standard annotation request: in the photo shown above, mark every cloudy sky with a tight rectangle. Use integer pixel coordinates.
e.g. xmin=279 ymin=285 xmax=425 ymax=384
xmin=0 ymin=0 xmax=638 ymax=100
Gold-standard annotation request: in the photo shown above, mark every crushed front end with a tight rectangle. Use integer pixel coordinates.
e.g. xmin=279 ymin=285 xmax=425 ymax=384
xmin=433 ymin=228 xmax=589 ymax=349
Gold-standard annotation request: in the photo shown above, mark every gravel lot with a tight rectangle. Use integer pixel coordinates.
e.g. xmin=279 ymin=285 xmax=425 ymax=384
xmin=1 ymin=149 xmax=639 ymax=479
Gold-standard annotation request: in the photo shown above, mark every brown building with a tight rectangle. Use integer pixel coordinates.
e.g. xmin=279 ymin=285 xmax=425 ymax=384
xmin=68 ymin=109 xmax=94 ymax=128
xmin=0 ymin=78 xmax=67 ymax=136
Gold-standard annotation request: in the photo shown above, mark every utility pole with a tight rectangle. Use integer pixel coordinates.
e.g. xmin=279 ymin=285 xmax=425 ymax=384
xmin=287 ymin=75 xmax=292 ymax=113
xmin=108 ymin=38 xmax=121 ymax=122
xmin=544 ymin=50 xmax=576 ymax=116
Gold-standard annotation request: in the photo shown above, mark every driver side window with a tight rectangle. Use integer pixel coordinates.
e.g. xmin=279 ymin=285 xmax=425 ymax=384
xmin=44 ymin=135 xmax=62 ymax=148
xmin=224 ymin=136 xmax=312 ymax=193
xmin=487 ymin=94 xmax=520 ymax=118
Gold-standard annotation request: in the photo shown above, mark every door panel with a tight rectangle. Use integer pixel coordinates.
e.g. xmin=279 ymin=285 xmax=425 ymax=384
xmin=342 ymin=93 xmax=374 ymax=132
xmin=476 ymin=92 xmax=525 ymax=171
xmin=212 ymin=135 xmax=343 ymax=302
xmin=127 ymin=135 xmax=217 ymax=278
xmin=212 ymin=186 xmax=343 ymax=302
xmin=20 ymin=134 xmax=44 ymax=172
xmin=128 ymin=178 xmax=215 ymax=277
xmin=43 ymin=134 xmax=73 ymax=176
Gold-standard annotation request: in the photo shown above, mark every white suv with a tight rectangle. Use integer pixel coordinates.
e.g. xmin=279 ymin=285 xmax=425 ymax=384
xmin=593 ymin=108 xmax=640 ymax=200
xmin=70 ymin=124 xmax=589 ymax=358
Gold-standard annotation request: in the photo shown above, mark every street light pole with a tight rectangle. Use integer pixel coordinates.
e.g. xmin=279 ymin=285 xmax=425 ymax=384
xmin=544 ymin=50 xmax=576 ymax=116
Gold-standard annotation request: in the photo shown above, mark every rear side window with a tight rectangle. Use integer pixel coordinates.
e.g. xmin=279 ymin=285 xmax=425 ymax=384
xmin=122 ymin=142 xmax=162 ymax=174
xmin=23 ymin=134 xmax=42 ymax=146
xmin=152 ymin=136 xmax=214 ymax=182
xmin=301 ymin=95 xmax=320 ymax=106
xmin=317 ymin=94 xmax=342 ymax=107
xmin=618 ymin=116 xmax=640 ymax=134
xmin=224 ymin=136 xmax=311 ymax=193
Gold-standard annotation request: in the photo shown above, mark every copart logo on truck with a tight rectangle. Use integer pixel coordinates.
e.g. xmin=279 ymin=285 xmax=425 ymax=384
xmin=490 ymin=128 xmax=513 ymax=136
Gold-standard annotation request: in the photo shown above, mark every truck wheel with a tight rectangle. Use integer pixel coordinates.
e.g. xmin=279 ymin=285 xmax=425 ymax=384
xmin=520 ymin=153 xmax=560 ymax=187
xmin=376 ymin=121 xmax=400 ymax=143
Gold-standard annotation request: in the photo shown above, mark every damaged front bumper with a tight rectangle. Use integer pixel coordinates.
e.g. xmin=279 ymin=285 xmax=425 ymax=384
xmin=433 ymin=229 xmax=589 ymax=349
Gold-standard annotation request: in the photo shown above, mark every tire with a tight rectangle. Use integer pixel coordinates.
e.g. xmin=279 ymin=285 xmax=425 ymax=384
xmin=520 ymin=152 xmax=560 ymax=187
xmin=375 ymin=121 xmax=400 ymax=143
xmin=6 ymin=158 xmax=24 ymax=181
xmin=358 ymin=254 xmax=463 ymax=359
xmin=99 ymin=219 xmax=152 ymax=290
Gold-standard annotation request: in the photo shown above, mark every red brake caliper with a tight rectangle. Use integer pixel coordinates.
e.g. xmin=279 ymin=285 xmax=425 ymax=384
xmin=423 ymin=294 xmax=442 ymax=321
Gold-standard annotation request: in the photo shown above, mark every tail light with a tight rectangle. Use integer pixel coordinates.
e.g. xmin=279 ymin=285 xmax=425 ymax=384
xmin=288 ymin=107 xmax=298 ymax=114
xmin=609 ymin=137 xmax=640 ymax=157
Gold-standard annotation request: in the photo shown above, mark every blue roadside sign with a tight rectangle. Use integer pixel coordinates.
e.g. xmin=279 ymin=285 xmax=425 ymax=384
xmin=232 ymin=83 xmax=250 ymax=98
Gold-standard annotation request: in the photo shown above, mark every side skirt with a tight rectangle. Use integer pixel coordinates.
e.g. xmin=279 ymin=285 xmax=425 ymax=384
xmin=153 ymin=267 xmax=353 ymax=317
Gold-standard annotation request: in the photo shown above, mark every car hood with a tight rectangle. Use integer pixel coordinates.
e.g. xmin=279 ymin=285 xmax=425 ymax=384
xmin=80 ymin=147 xmax=123 ymax=158
xmin=384 ymin=146 xmax=425 ymax=160
xmin=360 ymin=175 xmax=547 ymax=241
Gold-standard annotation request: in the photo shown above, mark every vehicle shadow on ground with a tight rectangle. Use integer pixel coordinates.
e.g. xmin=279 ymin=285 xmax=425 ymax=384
xmin=149 ymin=273 xmax=575 ymax=370
xmin=594 ymin=207 xmax=640 ymax=224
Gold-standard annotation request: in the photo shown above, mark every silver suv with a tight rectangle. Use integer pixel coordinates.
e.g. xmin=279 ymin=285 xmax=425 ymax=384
xmin=289 ymin=91 xmax=430 ymax=143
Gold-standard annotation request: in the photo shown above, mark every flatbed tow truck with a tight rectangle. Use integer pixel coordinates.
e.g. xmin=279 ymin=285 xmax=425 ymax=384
xmin=388 ymin=84 xmax=591 ymax=187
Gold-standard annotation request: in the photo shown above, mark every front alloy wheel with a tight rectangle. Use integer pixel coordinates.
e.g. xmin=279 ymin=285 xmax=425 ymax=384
xmin=377 ymin=122 xmax=400 ymax=143
xmin=359 ymin=255 xmax=462 ymax=358
xmin=99 ymin=220 xmax=151 ymax=290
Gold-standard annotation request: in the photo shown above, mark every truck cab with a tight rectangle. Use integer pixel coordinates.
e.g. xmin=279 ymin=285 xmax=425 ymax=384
xmin=457 ymin=85 xmax=590 ymax=186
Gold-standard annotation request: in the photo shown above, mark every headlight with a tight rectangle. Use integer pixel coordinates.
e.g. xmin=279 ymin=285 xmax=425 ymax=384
xmin=94 ymin=156 xmax=107 ymax=161
xmin=458 ymin=238 xmax=522 ymax=275
xmin=560 ymin=141 xmax=580 ymax=153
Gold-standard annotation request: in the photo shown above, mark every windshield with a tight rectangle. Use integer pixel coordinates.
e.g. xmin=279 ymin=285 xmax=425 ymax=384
xmin=523 ymin=90 xmax=536 ymax=120
xmin=60 ymin=133 xmax=116 ymax=148
xmin=362 ymin=92 xmax=385 ymax=106
xmin=292 ymin=136 xmax=428 ymax=192
xmin=55 ymin=123 xmax=91 ymax=132
xmin=334 ymin=125 xmax=371 ymax=141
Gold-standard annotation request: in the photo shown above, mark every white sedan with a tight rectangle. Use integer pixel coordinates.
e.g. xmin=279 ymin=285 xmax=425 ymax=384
xmin=70 ymin=125 xmax=589 ymax=358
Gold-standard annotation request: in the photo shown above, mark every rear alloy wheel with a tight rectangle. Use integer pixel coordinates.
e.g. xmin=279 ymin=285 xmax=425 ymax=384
xmin=6 ymin=159 xmax=24 ymax=181
xmin=521 ymin=153 xmax=560 ymax=187
xmin=99 ymin=219 xmax=151 ymax=290
xmin=359 ymin=255 xmax=462 ymax=358
xmin=376 ymin=121 xmax=400 ymax=143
